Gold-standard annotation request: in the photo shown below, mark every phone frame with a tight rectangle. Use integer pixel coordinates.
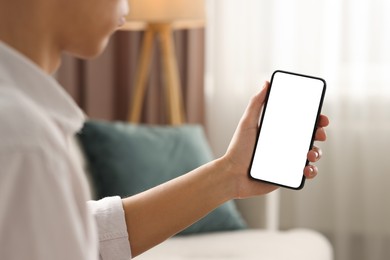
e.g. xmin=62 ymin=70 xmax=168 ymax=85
xmin=248 ymin=70 xmax=326 ymax=190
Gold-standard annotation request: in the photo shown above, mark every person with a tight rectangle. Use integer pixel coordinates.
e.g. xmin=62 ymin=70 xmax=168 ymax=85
xmin=0 ymin=0 xmax=329 ymax=259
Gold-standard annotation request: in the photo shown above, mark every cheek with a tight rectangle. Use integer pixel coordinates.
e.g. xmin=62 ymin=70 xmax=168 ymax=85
xmin=61 ymin=0 xmax=125 ymax=58
xmin=90 ymin=1 xmax=125 ymax=39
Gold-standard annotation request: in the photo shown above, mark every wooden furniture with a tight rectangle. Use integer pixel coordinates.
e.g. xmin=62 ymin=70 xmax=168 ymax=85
xmin=121 ymin=0 xmax=205 ymax=125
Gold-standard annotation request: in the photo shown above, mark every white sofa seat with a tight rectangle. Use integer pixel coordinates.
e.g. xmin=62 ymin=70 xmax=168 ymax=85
xmin=137 ymin=229 xmax=333 ymax=260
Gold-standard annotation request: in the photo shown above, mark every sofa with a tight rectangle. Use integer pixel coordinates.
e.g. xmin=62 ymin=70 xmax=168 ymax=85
xmin=77 ymin=120 xmax=333 ymax=260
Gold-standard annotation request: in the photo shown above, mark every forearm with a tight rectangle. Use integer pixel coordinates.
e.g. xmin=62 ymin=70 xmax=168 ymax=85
xmin=122 ymin=157 xmax=235 ymax=257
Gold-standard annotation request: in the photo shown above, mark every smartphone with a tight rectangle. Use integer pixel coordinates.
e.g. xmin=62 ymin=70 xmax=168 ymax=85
xmin=249 ymin=70 xmax=326 ymax=190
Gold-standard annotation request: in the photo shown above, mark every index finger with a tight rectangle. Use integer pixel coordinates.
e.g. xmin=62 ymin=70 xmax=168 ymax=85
xmin=317 ymin=115 xmax=329 ymax=128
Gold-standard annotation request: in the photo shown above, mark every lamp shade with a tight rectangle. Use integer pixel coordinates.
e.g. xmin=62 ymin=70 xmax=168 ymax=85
xmin=126 ymin=0 xmax=205 ymax=23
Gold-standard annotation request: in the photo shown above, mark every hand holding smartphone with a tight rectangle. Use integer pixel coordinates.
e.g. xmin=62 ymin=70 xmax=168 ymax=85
xmin=249 ymin=70 xmax=326 ymax=190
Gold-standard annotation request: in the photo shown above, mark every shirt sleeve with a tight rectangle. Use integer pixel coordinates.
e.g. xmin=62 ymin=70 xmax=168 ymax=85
xmin=88 ymin=197 xmax=132 ymax=260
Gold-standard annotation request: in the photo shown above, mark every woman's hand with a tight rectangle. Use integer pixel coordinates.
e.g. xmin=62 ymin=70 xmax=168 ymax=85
xmin=122 ymin=81 xmax=329 ymax=256
xmin=223 ymin=81 xmax=330 ymax=199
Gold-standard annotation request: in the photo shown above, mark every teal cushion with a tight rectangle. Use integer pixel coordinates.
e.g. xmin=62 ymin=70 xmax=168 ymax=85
xmin=77 ymin=120 xmax=247 ymax=235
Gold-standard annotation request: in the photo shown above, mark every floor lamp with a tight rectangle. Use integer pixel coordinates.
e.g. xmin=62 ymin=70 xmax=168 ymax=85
xmin=121 ymin=0 xmax=205 ymax=125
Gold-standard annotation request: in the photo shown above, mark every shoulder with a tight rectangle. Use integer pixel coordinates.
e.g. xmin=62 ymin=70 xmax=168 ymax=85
xmin=0 ymin=86 xmax=63 ymax=149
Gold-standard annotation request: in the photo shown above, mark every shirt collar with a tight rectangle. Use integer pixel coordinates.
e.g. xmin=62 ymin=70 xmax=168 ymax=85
xmin=0 ymin=41 xmax=86 ymax=135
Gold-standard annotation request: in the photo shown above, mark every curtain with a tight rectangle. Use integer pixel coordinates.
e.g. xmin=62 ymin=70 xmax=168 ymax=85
xmin=57 ymin=29 xmax=205 ymax=125
xmin=205 ymin=0 xmax=390 ymax=260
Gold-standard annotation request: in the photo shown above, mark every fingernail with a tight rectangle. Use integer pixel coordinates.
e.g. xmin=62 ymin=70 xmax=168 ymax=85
xmin=309 ymin=167 xmax=316 ymax=177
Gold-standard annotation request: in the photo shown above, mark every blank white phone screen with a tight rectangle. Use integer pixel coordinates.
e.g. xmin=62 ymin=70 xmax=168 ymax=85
xmin=249 ymin=71 xmax=325 ymax=189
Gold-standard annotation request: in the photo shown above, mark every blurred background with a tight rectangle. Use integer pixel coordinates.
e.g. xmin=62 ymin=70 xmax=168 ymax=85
xmin=205 ymin=1 xmax=390 ymax=260
xmin=57 ymin=0 xmax=390 ymax=259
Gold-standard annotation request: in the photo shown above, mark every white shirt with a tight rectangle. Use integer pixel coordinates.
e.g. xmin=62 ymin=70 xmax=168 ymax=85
xmin=0 ymin=41 xmax=131 ymax=260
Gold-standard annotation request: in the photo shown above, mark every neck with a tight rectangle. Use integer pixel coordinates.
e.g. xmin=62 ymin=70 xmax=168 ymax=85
xmin=0 ymin=1 xmax=61 ymax=74
xmin=0 ymin=36 xmax=62 ymax=74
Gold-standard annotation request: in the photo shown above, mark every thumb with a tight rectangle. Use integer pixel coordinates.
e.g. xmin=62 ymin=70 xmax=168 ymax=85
xmin=241 ymin=81 xmax=269 ymax=127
